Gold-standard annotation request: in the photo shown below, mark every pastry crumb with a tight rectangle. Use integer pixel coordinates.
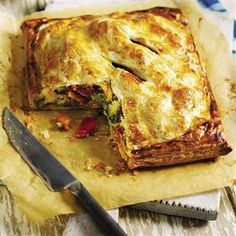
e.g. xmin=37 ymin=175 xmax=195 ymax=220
xmin=115 ymin=161 xmax=127 ymax=172
xmin=104 ymin=165 xmax=113 ymax=177
xmin=93 ymin=162 xmax=114 ymax=177
xmin=131 ymin=170 xmax=138 ymax=176
xmin=93 ymin=162 xmax=106 ymax=172
xmin=84 ymin=158 xmax=93 ymax=171
xmin=40 ymin=130 xmax=50 ymax=139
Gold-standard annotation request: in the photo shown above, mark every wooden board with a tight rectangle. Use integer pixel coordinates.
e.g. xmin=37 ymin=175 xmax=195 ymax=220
xmin=1 ymin=185 xmax=236 ymax=236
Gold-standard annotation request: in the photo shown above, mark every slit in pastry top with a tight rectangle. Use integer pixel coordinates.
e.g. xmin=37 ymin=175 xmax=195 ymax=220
xmin=23 ymin=8 xmax=211 ymax=146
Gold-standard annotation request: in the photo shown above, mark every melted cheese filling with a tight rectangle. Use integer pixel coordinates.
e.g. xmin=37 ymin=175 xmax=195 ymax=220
xmin=32 ymin=11 xmax=211 ymax=149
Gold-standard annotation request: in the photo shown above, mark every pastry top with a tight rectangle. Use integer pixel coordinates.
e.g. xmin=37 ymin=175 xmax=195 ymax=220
xmin=22 ymin=8 xmax=212 ymax=150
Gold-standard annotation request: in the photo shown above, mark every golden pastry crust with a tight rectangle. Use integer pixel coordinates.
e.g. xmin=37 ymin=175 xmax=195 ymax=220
xmin=21 ymin=7 xmax=232 ymax=169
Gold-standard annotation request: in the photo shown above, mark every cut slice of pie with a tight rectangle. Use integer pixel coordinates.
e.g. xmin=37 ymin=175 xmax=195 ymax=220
xmin=21 ymin=7 xmax=232 ymax=169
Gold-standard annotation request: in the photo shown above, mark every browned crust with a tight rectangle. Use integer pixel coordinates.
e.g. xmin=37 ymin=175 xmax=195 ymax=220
xmin=111 ymin=8 xmax=231 ymax=169
xmin=21 ymin=18 xmax=49 ymax=108
xmin=112 ymin=70 xmax=233 ymax=168
xmin=21 ymin=7 xmax=187 ymax=109
xmin=21 ymin=8 xmax=232 ymax=168
xmin=111 ymin=7 xmax=232 ymax=168
xmin=139 ymin=7 xmax=187 ymax=24
xmin=113 ymin=119 xmax=232 ymax=169
xmin=127 ymin=151 xmax=220 ymax=169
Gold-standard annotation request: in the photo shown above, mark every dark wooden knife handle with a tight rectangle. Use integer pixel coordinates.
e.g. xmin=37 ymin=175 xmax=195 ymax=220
xmin=68 ymin=181 xmax=127 ymax=236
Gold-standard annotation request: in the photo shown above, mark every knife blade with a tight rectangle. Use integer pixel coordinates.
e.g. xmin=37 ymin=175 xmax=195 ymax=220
xmin=2 ymin=107 xmax=127 ymax=236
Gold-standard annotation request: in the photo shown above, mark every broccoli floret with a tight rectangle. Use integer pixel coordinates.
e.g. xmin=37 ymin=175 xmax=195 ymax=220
xmin=56 ymin=96 xmax=67 ymax=105
xmin=107 ymin=100 xmax=121 ymax=123
xmin=108 ymin=100 xmax=120 ymax=117
xmin=54 ymin=88 xmax=65 ymax=94
xmin=92 ymin=93 xmax=107 ymax=109
xmin=109 ymin=114 xmax=121 ymax=123
xmin=92 ymin=93 xmax=122 ymax=123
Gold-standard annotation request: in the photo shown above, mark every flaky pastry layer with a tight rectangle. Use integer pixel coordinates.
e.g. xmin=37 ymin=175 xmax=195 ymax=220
xmin=22 ymin=7 xmax=232 ymax=169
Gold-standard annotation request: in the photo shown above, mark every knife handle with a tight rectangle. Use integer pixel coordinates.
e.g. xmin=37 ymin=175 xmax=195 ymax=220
xmin=69 ymin=181 xmax=127 ymax=236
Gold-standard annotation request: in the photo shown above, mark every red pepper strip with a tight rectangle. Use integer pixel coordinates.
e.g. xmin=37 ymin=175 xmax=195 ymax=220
xmin=67 ymin=91 xmax=85 ymax=105
xmin=76 ymin=117 xmax=98 ymax=138
xmin=76 ymin=86 xmax=94 ymax=97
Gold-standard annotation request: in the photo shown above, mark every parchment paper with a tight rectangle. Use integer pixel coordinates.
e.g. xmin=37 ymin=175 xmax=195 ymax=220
xmin=1 ymin=0 xmax=236 ymax=223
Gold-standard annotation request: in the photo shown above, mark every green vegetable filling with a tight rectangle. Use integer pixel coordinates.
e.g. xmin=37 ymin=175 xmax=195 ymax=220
xmin=38 ymin=87 xmax=122 ymax=123
xmin=54 ymin=88 xmax=65 ymax=94
xmin=107 ymin=100 xmax=122 ymax=123
xmin=92 ymin=93 xmax=122 ymax=123
xmin=56 ymin=95 xmax=68 ymax=105
xmin=35 ymin=96 xmax=45 ymax=108
xmin=92 ymin=93 xmax=107 ymax=109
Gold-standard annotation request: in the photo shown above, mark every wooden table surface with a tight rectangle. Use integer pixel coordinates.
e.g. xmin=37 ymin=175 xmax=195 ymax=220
xmin=1 ymin=184 xmax=236 ymax=236
xmin=1 ymin=1 xmax=236 ymax=235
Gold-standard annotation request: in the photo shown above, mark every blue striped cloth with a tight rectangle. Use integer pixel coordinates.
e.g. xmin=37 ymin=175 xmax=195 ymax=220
xmin=199 ymin=0 xmax=236 ymax=56
xmin=198 ymin=0 xmax=226 ymax=12
xmin=233 ymin=20 xmax=236 ymax=55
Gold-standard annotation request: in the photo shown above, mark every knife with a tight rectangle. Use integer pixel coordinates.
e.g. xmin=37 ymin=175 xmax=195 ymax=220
xmin=2 ymin=107 xmax=127 ymax=236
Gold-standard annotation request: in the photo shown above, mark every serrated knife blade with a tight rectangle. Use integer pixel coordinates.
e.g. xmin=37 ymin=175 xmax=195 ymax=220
xmin=3 ymin=108 xmax=76 ymax=191
xmin=2 ymin=107 xmax=126 ymax=236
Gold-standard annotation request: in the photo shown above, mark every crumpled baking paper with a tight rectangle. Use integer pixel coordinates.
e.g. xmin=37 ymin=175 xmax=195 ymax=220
xmin=0 ymin=0 xmax=235 ymax=223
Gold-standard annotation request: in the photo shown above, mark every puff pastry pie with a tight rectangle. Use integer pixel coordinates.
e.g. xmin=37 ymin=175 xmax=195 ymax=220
xmin=21 ymin=7 xmax=232 ymax=169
